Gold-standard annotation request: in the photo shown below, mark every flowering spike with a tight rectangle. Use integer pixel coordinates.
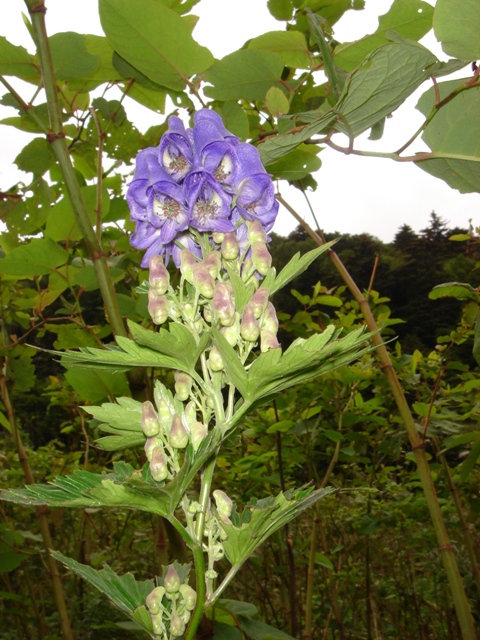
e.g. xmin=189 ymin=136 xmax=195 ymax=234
xmin=142 ymin=401 xmax=160 ymax=437
xmin=169 ymin=413 xmax=189 ymax=449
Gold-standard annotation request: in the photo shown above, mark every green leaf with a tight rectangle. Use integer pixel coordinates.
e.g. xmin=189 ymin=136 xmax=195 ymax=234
xmin=221 ymin=487 xmax=335 ymax=566
xmin=49 ymin=32 xmax=100 ymax=81
xmin=204 ymin=50 xmax=285 ymax=101
xmin=15 ymin=138 xmax=56 ymax=177
xmin=212 ymin=329 xmax=248 ymax=398
xmin=99 ymin=0 xmax=214 ymax=91
xmin=334 ymin=0 xmax=434 ymax=71
xmin=416 ymin=81 xmax=480 ymax=193
xmin=247 ymin=30 xmax=311 ymax=69
xmin=473 ymin=312 xmax=480 ymax=366
xmin=315 ymin=552 xmax=334 ymax=570
xmin=0 ymin=238 xmax=68 ymax=278
xmin=460 ymin=441 xmax=480 ymax=482
xmin=85 ymin=396 xmax=144 ymax=436
xmin=443 ymin=431 xmax=480 ymax=451
xmin=239 ymin=616 xmax=296 ymax=640
xmin=65 ymin=368 xmax=130 ymax=403
xmin=0 ymin=36 xmax=40 ymax=80
xmin=267 ymin=145 xmax=321 ymax=181
xmin=428 ymin=282 xmax=480 ymax=302
xmin=121 ymin=82 xmax=167 ymax=113
xmin=335 ymin=42 xmax=437 ymax=137
xmin=65 ymin=35 xmax=120 ymax=92
xmin=44 ymin=324 xmax=99 ymax=350
xmin=267 ymin=0 xmax=294 ymax=21
xmin=214 ymin=102 xmax=250 ymax=140
xmin=266 ymin=86 xmax=290 ymax=117
xmin=433 ymin=0 xmax=480 ymax=60
xmin=45 ymin=185 xmax=111 ymax=241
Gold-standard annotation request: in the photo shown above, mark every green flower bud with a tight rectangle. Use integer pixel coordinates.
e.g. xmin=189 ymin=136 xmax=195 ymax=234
xmin=169 ymin=413 xmax=189 ymax=449
xmin=170 ymin=610 xmax=185 ymax=637
xmin=141 ymin=401 xmax=160 ymax=437
xmin=221 ymin=232 xmax=239 ymax=260
xmin=213 ymin=282 xmax=235 ymax=327
xmin=208 ymin=345 xmax=224 ymax=371
xmin=182 ymin=302 xmax=196 ymax=320
xmin=146 ymin=586 xmax=165 ymax=615
xmin=212 ymin=232 xmax=225 ymax=244
xmin=181 ymin=609 xmax=191 ymax=625
xmin=251 ymin=242 xmax=272 ymax=276
xmin=158 ymin=399 xmax=172 ymax=428
xmin=213 ymin=489 xmax=233 ymax=518
xmin=179 ymin=584 xmax=197 ymax=611
xmin=203 ymin=251 xmax=222 ymax=279
xmin=220 ymin=314 xmax=240 ymax=347
xmin=149 ymin=255 xmax=169 ymax=295
xmin=262 ymin=302 xmax=279 ymax=333
xmin=240 ymin=304 xmax=260 ymax=342
xmin=151 ymin=612 xmax=166 ymax=636
xmin=150 ymin=446 xmax=168 ymax=482
xmin=249 ymin=287 xmax=270 ymax=319
xmin=164 ymin=565 xmax=181 ymax=594
xmin=184 ymin=401 xmax=197 ymax=426
xmin=179 ymin=249 xmax=197 ymax=282
xmin=205 ymin=569 xmax=218 ymax=580
xmin=241 ymin=257 xmax=254 ymax=282
xmin=190 ymin=421 xmax=208 ymax=452
xmin=204 ymin=305 xmax=214 ymax=323
xmin=212 ymin=543 xmax=225 ymax=561
xmin=260 ymin=329 xmax=281 ymax=353
xmin=174 ymin=371 xmax=192 ymax=402
xmin=187 ymin=500 xmax=201 ymax=514
xmin=144 ymin=436 xmax=162 ymax=461
xmin=148 ymin=292 xmax=169 ymax=325
xmin=192 ymin=263 xmax=215 ymax=298
xmin=247 ymin=219 xmax=268 ymax=243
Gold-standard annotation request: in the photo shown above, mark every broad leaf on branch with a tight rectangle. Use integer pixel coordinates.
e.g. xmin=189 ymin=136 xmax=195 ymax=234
xmin=433 ymin=0 xmax=480 ymax=61
xmin=221 ymin=486 xmax=335 ymax=566
xmin=0 ymin=36 xmax=40 ymax=80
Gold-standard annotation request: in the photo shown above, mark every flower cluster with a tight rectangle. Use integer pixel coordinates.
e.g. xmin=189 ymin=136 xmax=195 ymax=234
xmin=146 ymin=564 xmax=197 ymax=638
xmin=127 ymin=110 xmax=278 ymax=267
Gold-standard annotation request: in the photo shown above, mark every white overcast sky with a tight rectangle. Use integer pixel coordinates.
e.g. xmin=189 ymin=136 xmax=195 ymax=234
xmin=0 ymin=0 xmax=478 ymax=242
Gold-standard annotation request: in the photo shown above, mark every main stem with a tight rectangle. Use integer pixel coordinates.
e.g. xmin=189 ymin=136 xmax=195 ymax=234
xmin=278 ymin=195 xmax=478 ymax=640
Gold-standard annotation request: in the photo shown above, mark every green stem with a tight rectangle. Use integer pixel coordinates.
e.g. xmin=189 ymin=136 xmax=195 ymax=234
xmin=278 ymin=194 xmax=478 ymax=640
xmin=24 ymin=0 xmax=127 ymax=339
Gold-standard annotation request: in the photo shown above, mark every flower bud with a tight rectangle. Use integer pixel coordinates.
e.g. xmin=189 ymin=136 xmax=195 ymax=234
xmin=240 ymin=304 xmax=260 ymax=342
xmin=150 ymin=446 xmax=168 ymax=482
xmin=221 ymin=232 xmax=239 ymax=260
xmin=213 ymin=489 xmax=233 ymax=518
xmin=251 ymin=242 xmax=272 ymax=276
xmin=170 ymin=610 xmax=185 ymax=637
xmin=262 ymin=302 xmax=279 ymax=333
xmin=142 ymin=401 xmax=160 ymax=438
xmin=148 ymin=292 xmax=169 ymax=325
xmin=149 ymin=255 xmax=169 ymax=295
xmin=203 ymin=251 xmax=222 ymax=279
xmin=204 ymin=305 xmax=214 ymax=323
xmin=241 ymin=256 xmax=254 ymax=281
xmin=260 ymin=329 xmax=281 ymax=353
xmin=212 ymin=543 xmax=225 ymax=561
xmin=145 ymin=436 xmax=162 ymax=461
xmin=221 ymin=314 xmax=240 ymax=347
xmin=213 ymin=282 xmax=235 ymax=327
xmin=181 ymin=609 xmax=192 ymax=625
xmin=212 ymin=232 xmax=225 ymax=244
xmin=151 ymin=612 xmax=166 ymax=636
xmin=158 ymin=399 xmax=172 ymax=429
xmin=182 ymin=302 xmax=196 ymax=320
xmin=249 ymin=287 xmax=270 ymax=319
xmin=190 ymin=421 xmax=208 ymax=452
xmin=192 ymin=263 xmax=215 ymax=298
xmin=169 ymin=413 xmax=189 ymax=449
xmin=180 ymin=249 xmax=197 ymax=282
xmin=174 ymin=371 xmax=192 ymax=401
xmin=146 ymin=586 xmax=165 ymax=615
xmin=247 ymin=219 xmax=268 ymax=243
xmin=164 ymin=565 xmax=181 ymax=594
xmin=208 ymin=345 xmax=224 ymax=371
xmin=205 ymin=569 xmax=218 ymax=580
xmin=179 ymin=584 xmax=197 ymax=611
xmin=184 ymin=401 xmax=197 ymax=426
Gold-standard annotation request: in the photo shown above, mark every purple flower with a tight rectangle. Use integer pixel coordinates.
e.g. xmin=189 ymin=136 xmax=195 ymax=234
xmin=158 ymin=116 xmax=194 ymax=182
xmin=147 ymin=181 xmax=190 ymax=243
xmin=130 ymin=221 xmax=163 ymax=268
xmin=194 ymin=110 xmax=239 ymax=145
xmin=185 ymin=171 xmax=234 ymax=233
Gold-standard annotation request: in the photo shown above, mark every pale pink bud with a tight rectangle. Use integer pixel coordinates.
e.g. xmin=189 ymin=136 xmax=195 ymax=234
xmin=150 ymin=446 xmax=168 ymax=481
xmin=148 ymin=291 xmax=169 ymax=324
xmin=260 ymin=329 xmax=281 ymax=353
xmin=213 ymin=283 xmax=235 ymax=326
xmin=149 ymin=255 xmax=169 ymax=295
xmin=213 ymin=489 xmax=233 ymax=518
xmin=164 ymin=565 xmax=181 ymax=593
xmin=208 ymin=345 xmax=224 ymax=371
xmin=203 ymin=251 xmax=222 ymax=279
xmin=249 ymin=287 xmax=270 ymax=319
xmin=262 ymin=302 xmax=279 ymax=333
xmin=142 ymin=401 xmax=160 ymax=437
xmin=184 ymin=401 xmax=197 ymax=426
xmin=179 ymin=584 xmax=197 ymax=611
xmin=192 ymin=263 xmax=215 ymax=298
xmin=144 ymin=436 xmax=162 ymax=461
xmin=221 ymin=232 xmax=239 ymax=260
xmin=212 ymin=232 xmax=224 ymax=244
xmin=169 ymin=413 xmax=189 ymax=449
xmin=151 ymin=612 xmax=166 ymax=635
xmin=170 ymin=610 xmax=185 ymax=637
xmin=146 ymin=586 xmax=165 ymax=615
xmin=247 ymin=219 xmax=268 ymax=243
xmin=174 ymin=371 xmax=192 ymax=401
xmin=204 ymin=305 xmax=214 ymax=323
xmin=240 ymin=304 xmax=260 ymax=342
xmin=221 ymin=315 xmax=240 ymax=346
xmin=251 ymin=242 xmax=272 ymax=276
xmin=179 ymin=249 xmax=197 ymax=282
xmin=190 ymin=421 xmax=208 ymax=451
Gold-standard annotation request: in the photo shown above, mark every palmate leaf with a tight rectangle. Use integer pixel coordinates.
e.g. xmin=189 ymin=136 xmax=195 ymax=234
xmin=85 ymin=395 xmax=145 ymax=451
xmin=51 ymin=551 xmax=154 ymax=635
xmin=221 ymin=486 xmax=335 ymax=566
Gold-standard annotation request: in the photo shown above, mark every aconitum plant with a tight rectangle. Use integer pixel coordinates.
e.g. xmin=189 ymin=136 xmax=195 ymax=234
xmin=2 ymin=110 xmax=371 ymax=640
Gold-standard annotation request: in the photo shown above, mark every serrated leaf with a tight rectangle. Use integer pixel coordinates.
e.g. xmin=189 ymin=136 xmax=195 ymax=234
xmin=65 ymin=367 xmax=130 ymax=403
xmin=0 ymin=238 xmax=68 ymax=278
xmin=433 ymin=0 xmax=480 ymax=61
xmin=221 ymin=487 xmax=335 ymax=566
xmin=265 ymin=242 xmax=336 ymax=295
xmin=204 ymin=49 xmax=285 ymax=102
xmin=99 ymin=0 xmax=213 ymax=91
